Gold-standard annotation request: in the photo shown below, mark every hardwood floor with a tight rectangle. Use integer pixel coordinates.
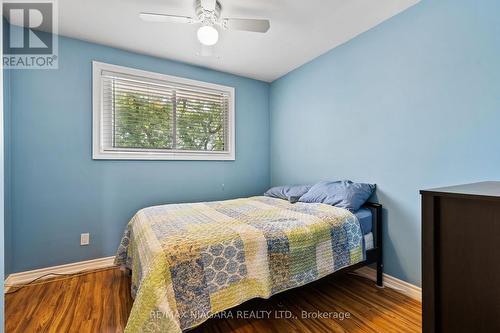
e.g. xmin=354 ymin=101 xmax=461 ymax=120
xmin=5 ymin=268 xmax=421 ymax=333
xmin=5 ymin=268 xmax=132 ymax=333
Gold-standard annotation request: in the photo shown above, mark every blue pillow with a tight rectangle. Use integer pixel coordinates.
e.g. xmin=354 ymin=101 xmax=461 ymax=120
xmin=298 ymin=180 xmax=375 ymax=211
xmin=264 ymin=185 xmax=311 ymax=203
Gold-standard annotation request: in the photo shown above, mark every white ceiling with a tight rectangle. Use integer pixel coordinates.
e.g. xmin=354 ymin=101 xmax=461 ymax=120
xmin=25 ymin=0 xmax=420 ymax=82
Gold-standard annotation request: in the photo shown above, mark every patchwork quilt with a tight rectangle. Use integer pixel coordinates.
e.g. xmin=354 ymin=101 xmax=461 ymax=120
xmin=115 ymin=196 xmax=365 ymax=332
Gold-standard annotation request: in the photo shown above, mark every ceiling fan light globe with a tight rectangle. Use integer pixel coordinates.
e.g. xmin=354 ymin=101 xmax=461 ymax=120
xmin=197 ymin=25 xmax=219 ymax=46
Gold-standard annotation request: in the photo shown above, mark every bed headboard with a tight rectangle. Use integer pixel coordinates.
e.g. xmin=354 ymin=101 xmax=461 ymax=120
xmin=363 ymin=202 xmax=383 ymax=286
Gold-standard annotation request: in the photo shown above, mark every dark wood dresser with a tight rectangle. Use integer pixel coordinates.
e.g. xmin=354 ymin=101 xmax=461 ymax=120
xmin=421 ymin=181 xmax=500 ymax=333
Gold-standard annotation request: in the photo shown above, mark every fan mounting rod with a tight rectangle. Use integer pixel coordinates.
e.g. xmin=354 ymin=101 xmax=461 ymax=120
xmin=195 ymin=0 xmax=222 ymax=24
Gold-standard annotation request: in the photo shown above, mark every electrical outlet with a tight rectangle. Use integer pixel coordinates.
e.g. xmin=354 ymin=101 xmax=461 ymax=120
xmin=80 ymin=233 xmax=90 ymax=246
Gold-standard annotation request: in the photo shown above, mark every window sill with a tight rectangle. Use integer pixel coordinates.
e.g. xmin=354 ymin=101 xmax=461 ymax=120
xmin=92 ymin=149 xmax=235 ymax=161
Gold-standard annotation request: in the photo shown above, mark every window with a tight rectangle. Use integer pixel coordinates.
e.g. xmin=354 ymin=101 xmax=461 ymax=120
xmin=92 ymin=61 xmax=235 ymax=160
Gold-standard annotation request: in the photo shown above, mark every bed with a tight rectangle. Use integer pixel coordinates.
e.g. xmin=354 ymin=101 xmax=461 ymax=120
xmin=115 ymin=196 xmax=382 ymax=332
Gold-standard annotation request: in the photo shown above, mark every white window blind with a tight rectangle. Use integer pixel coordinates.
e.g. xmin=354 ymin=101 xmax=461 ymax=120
xmin=93 ymin=62 xmax=235 ymax=160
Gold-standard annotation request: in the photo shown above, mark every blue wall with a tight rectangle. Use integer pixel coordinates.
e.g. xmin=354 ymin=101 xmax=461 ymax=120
xmin=1 ymin=48 xmax=6 ymax=333
xmin=1 ymin=72 xmax=5 ymax=333
xmin=3 ymin=65 xmax=11 ymax=278
xmin=270 ymin=0 xmax=500 ymax=286
xmin=2 ymin=18 xmax=10 ymax=331
xmin=6 ymin=35 xmax=270 ymax=273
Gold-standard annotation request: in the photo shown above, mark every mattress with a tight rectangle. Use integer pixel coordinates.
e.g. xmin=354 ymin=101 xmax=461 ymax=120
xmin=364 ymin=232 xmax=374 ymax=250
xmin=354 ymin=207 xmax=372 ymax=235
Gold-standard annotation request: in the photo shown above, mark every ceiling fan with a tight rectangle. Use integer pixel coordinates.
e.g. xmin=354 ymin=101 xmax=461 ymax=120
xmin=140 ymin=0 xmax=270 ymax=47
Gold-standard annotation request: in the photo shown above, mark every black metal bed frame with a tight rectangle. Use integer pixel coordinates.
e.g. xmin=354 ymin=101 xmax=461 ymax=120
xmin=335 ymin=202 xmax=383 ymax=287
xmin=367 ymin=202 xmax=384 ymax=287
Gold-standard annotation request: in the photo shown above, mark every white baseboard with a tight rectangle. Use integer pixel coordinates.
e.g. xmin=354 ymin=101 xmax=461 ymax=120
xmin=5 ymin=256 xmax=116 ymax=292
xmin=5 ymin=256 xmax=421 ymax=302
xmin=355 ymin=266 xmax=421 ymax=301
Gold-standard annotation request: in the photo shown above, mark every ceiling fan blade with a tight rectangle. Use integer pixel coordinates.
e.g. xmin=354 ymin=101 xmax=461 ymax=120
xmin=139 ymin=12 xmax=194 ymax=24
xmin=223 ymin=18 xmax=270 ymax=33
xmin=201 ymin=0 xmax=216 ymax=11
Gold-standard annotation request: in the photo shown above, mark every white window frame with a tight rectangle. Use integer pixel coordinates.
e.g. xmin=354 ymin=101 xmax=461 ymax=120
xmin=92 ymin=61 xmax=235 ymax=160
